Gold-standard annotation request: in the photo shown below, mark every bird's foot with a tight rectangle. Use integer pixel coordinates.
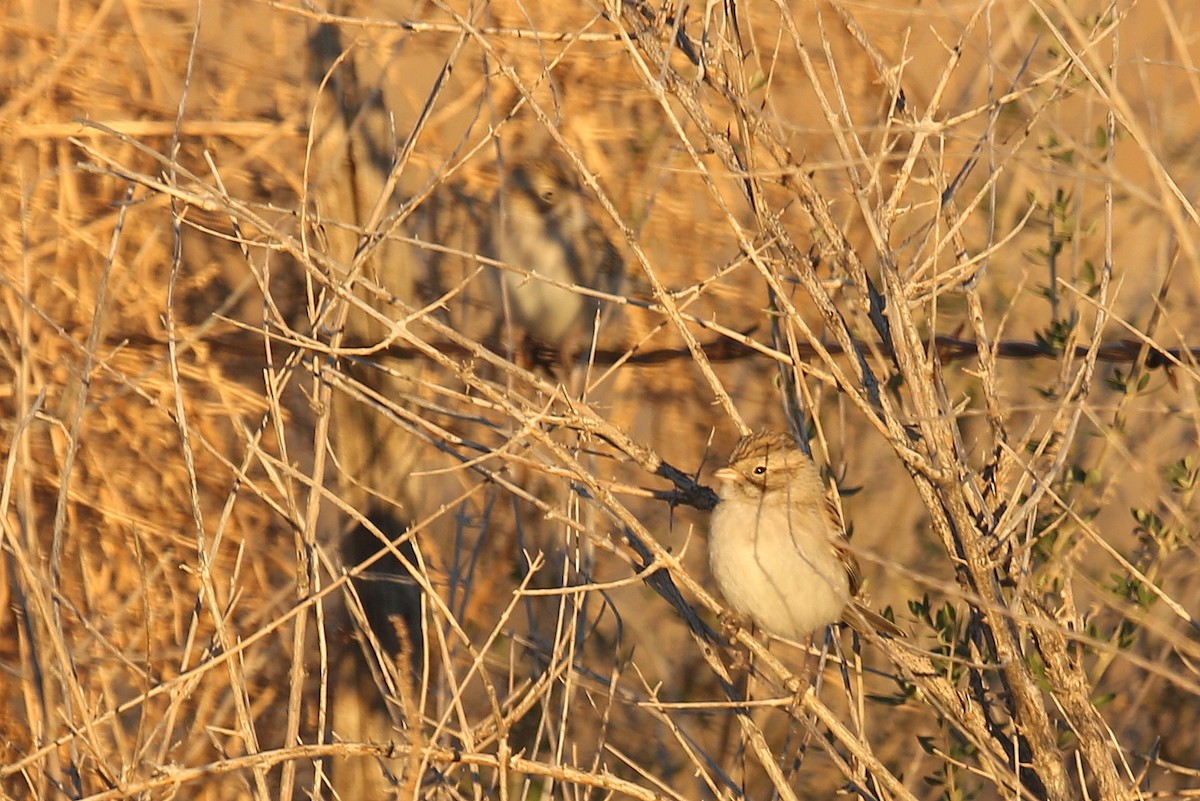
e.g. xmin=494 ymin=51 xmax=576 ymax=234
xmin=719 ymin=609 xmax=750 ymax=641
xmin=719 ymin=611 xmax=754 ymax=671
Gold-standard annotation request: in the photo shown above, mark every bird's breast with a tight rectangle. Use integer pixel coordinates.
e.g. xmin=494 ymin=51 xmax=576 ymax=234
xmin=709 ymin=497 xmax=850 ymax=639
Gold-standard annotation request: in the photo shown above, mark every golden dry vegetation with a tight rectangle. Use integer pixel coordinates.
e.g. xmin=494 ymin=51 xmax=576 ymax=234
xmin=3 ymin=1 xmax=1200 ymax=800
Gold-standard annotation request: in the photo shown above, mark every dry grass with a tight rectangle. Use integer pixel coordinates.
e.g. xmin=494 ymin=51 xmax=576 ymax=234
xmin=3 ymin=1 xmax=1200 ymax=799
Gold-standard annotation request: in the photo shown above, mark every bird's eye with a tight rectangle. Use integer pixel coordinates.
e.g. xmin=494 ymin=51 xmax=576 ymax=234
xmin=753 ymin=465 xmax=767 ymax=475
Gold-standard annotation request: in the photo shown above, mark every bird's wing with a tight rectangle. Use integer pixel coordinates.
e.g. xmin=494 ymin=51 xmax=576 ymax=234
xmin=827 ymin=496 xmax=905 ymax=637
xmin=834 ymin=539 xmax=864 ymax=598
xmin=825 ymin=497 xmax=864 ymax=597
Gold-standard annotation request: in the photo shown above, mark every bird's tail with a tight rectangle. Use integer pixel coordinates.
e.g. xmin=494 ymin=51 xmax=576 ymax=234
xmin=842 ymin=600 xmax=905 ymax=638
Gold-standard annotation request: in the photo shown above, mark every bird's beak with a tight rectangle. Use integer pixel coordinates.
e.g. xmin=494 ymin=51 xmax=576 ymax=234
xmin=713 ymin=467 xmax=738 ymax=483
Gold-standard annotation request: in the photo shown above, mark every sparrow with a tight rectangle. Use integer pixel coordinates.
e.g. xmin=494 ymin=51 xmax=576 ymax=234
xmin=491 ymin=158 xmax=625 ymax=349
xmin=708 ymin=431 xmax=901 ymax=640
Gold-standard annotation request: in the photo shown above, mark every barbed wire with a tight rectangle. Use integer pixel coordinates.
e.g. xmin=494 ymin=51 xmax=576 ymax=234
xmin=103 ymin=328 xmax=1194 ymax=373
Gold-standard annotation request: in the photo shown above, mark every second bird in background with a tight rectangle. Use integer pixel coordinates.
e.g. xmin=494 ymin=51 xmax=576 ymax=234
xmin=490 ymin=158 xmax=625 ymax=354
